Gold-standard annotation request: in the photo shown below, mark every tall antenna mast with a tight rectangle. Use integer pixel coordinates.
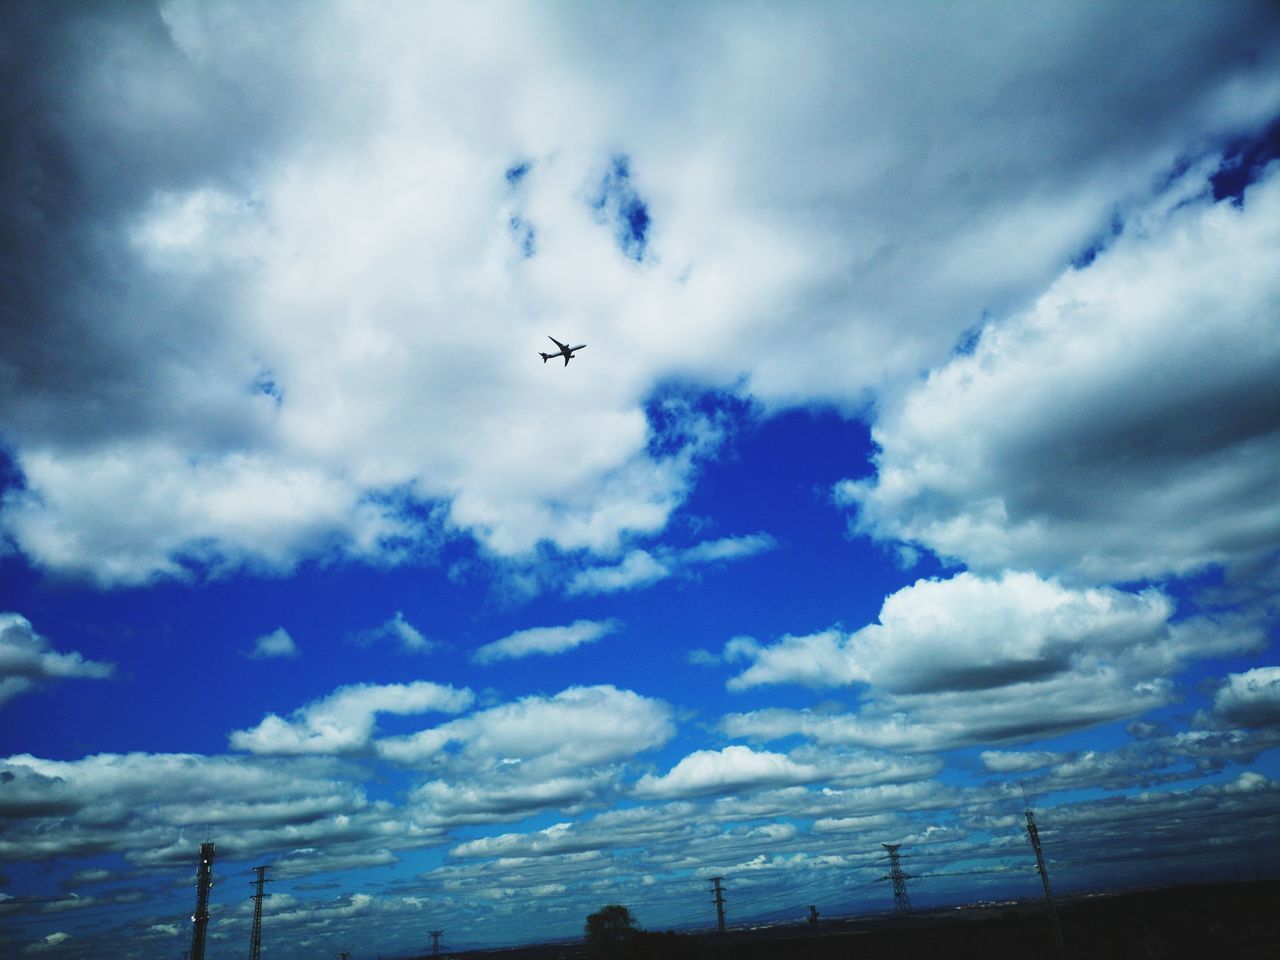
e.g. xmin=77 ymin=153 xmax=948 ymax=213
xmin=189 ymin=842 xmax=215 ymax=960
xmin=1024 ymin=795 xmax=1065 ymax=951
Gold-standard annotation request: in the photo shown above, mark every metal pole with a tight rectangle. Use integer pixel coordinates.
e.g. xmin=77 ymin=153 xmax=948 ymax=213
xmin=1025 ymin=807 xmax=1065 ymax=951
xmin=249 ymin=865 xmax=270 ymax=960
xmin=709 ymin=876 xmax=727 ymax=933
xmin=189 ymin=842 xmax=215 ymax=960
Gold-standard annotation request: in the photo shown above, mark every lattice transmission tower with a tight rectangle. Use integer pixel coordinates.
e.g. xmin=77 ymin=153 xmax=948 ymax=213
xmin=249 ymin=865 xmax=271 ymax=960
xmin=709 ymin=876 xmax=727 ymax=933
xmin=879 ymin=843 xmax=913 ymax=916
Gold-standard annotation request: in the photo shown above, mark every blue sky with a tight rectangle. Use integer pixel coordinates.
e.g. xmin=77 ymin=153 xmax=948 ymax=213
xmin=3 ymin=2 xmax=1280 ymax=957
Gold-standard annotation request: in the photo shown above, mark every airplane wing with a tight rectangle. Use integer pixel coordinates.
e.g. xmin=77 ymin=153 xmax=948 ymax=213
xmin=548 ymin=336 xmax=568 ymax=351
xmin=563 ymin=354 xmax=571 ymax=367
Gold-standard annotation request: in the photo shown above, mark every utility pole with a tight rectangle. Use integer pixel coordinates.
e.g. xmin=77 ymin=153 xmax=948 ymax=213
xmin=709 ymin=876 xmax=727 ymax=933
xmin=878 ymin=843 xmax=913 ymax=916
xmin=189 ymin=842 xmax=215 ymax=960
xmin=430 ymin=929 xmax=443 ymax=955
xmin=248 ymin=865 xmax=271 ymax=960
xmin=1024 ymin=802 xmax=1065 ymax=952
xmin=808 ymin=905 xmax=820 ymax=924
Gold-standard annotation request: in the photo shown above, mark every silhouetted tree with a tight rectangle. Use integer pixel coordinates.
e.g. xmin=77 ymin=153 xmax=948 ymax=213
xmin=585 ymin=903 xmax=638 ymax=957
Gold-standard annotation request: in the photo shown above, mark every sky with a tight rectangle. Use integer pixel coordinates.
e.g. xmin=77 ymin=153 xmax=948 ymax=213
xmin=2 ymin=1 xmax=1280 ymax=957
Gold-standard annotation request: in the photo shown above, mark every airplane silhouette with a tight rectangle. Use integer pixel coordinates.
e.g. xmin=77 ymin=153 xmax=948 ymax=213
xmin=540 ymin=336 xmax=587 ymax=366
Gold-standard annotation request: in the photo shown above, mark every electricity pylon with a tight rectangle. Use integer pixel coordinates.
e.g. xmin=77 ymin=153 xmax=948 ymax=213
xmin=879 ymin=843 xmax=913 ymax=916
xmin=249 ymin=865 xmax=270 ymax=960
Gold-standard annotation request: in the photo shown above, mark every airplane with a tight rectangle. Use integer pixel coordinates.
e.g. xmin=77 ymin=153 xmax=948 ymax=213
xmin=540 ymin=335 xmax=587 ymax=366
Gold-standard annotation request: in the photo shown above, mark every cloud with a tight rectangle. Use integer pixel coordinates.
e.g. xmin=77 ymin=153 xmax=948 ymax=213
xmin=349 ymin=612 xmax=434 ymax=654
xmin=717 ymin=572 xmax=1265 ymax=751
xmin=680 ymin=532 xmax=776 ymax=565
xmin=632 ymin=746 xmax=823 ymax=800
xmin=472 ymin=619 xmax=617 ymax=665
xmin=979 ymin=750 xmax=1067 ymax=774
xmin=379 ymin=686 xmax=677 ymax=826
xmin=230 ymin=681 xmax=474 ymax=755
xmin=567 ymin=550 xmax=669 ymax=596
xmin=567 ymin=533 xmax=777 ymax=596
xmin=726 ymin=572 xmax=1180 ymax=694
xmin=24 ymin=932 xmax=71 ymax=954
xmin=839 ymin=163 xmax=1280 ymax=585
xmin=1210 ymin=667 xmax=1280 ymax=729
xmin=0 ymin=614 xmax=114 ymax=707
xmin=631 ymin=744 xmax=936 ymax=801
xmin=5 ymin=3 xmax=1278 ymax=584
xmin=248 ymin=626 xmax=298 ymax=659
xmin=0 ymin=751 xmax=406 ymax=871
xmin=378 ymin=685 xmax=675 ymax=774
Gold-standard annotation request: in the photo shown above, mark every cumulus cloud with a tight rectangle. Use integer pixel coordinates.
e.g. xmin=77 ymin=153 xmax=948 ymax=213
xmin=631 ymin=743 xmax=935 ymax=801
xmin=1210 ymin=667 xmax=1280 ymax=729
xmin=632 ymin=746 xmax=823 ymax=800
xmin=718 ymin=572 xmax=1264 ymax=751
xmin=247 ymin=626 xmax=298 ymax=659
xmin=726 ymin=572 xmax=1180 ymax=694
xmin=4 ymin=3 xmax=1278 ymax=584
xmin=378 ymin=685 xmax=674 ymax=774
xmin=840 ymin=163 xmax=1280 ymax=585
xmin=0 ymin=614 xmax=114 ymax=707
xmin=230 ymin=681 xmax=473 ymax=755
xmin=472 ymin=619 xmax=617 ymax=665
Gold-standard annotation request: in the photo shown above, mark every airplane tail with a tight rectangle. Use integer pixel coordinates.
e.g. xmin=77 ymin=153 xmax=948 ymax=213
xmin=539 ymin=353 xmax=551 ymax=363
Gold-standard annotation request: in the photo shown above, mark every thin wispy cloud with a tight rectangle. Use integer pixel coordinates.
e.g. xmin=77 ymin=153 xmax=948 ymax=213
xmin=247 ymin=627 xmax=298 ymax=659
xmin=472 ymin=620 xmax=618 ymax=665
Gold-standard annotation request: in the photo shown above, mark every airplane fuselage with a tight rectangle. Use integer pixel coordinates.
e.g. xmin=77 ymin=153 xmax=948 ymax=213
xmin=541 ymin=336 xmax=587 ymax=366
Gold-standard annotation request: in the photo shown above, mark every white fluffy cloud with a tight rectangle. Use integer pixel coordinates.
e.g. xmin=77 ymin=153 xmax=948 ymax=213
xmin=632 ymin=746 xmax=823 ymax=799
xmin=631 ymin=744 xmax=935 ymax=800
xmin=4 ymin=2 xmax=1278 ymax=584
xmin=840 ymin=163 xmax=1280 ymax=585
xmin=377 ymin=685 xmax=674 ymax=774
xmin=727 ymin=572 xmax=1180 ymax=694
xmin=719 ymin=572 xmax=1264 ymax=751
xmin=0 ymin=614 xmax=114 ymax=707
xmin=472 ymin=619 xmax=617 ymax=665
xmin=1210 ymin=667 xmax=1280 ymax=729
xmin=230 ymin=681 xmax=474 ymax=755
